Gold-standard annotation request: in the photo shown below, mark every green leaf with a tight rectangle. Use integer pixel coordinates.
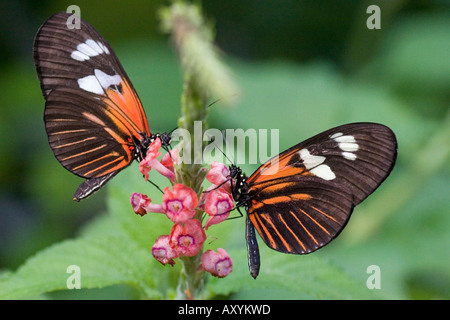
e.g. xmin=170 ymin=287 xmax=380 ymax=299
xmin=206 ymin=247 xmax=380 ymax=300
xmin=0 ymin=234 xmax=161 ymax=299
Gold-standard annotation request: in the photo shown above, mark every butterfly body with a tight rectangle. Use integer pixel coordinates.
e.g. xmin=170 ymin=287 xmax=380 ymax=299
xmin=229 ymin=122 xmax=397 ymax=278
xmin=34 ymin=12 xmax=170 ymax=201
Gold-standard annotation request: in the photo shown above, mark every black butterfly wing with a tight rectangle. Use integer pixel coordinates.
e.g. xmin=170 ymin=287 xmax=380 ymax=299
xmin=34 ymin=12 xmax=150 ymax=200
xmin=246 ymin=123 xmax=397 ymax=255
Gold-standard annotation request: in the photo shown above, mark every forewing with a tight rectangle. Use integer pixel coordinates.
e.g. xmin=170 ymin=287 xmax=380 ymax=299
xmin=249 ymin=122 xmax=397 ymax=206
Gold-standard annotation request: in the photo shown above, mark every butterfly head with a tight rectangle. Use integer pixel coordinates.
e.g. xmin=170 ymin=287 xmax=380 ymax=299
xmin=228 ymin=164 xmax=240 ymax=180
xmin=147 ymin=132 xmax=172 ymax=156
xmin=158 ymin=132 xmax=172 ymax=149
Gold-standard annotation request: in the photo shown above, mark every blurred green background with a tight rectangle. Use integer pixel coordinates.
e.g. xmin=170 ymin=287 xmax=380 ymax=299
xmin=0 ymin=0 xmax=449 ymax=299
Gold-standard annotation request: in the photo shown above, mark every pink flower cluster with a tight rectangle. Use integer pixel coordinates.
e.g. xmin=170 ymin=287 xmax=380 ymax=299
xmin=130 ymin=139 xmax=233 ymax=278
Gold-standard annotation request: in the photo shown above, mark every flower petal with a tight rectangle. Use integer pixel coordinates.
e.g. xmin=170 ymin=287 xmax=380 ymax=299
xmin=152 ymin=235 xmax=180 ymax=266
xmin=203 ymin=188 xmax=233 ymax=228
xmin=201 ymin=248 xmax=232 ymax=278
xmin=169 ymin=220 xmax=206 ymax=257
xmin=206 ymin=161 xmax=231 ymax=191
xmin=163 ymin=184 xmax=198 ymax=223
xmin=139 ymin=138 xmax=176 ymax=182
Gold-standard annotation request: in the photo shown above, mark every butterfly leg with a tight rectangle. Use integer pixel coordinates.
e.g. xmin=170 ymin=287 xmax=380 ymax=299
xmin=203 ymin=177 xmax=233 ymax=194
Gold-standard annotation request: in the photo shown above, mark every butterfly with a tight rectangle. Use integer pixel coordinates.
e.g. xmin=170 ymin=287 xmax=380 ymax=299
xmin=34 ymin=12 xmax=171 ymax=201
xmin=227 ymin=122 xmax=397 ymax=278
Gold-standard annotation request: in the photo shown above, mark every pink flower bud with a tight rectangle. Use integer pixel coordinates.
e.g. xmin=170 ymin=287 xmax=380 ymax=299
xmin=130 ymin=192 xmax=164 ymax=216
xmin=206 ymin=161 xmax=231 ymax=192
xmin=201 ymin=248 xmax=232 ymax=278
xmin=161 ymin=148 xmax=178 ymax=172
xmin=162 ymin=184 xmax=198 ymax=223
xmin=152 ymin=235 xmax=180 ymax=266
xmin=169 ymin=219 xmax=206 ymax=257
xmin=139 ymin=138 xmax=175 ymax=182
xmin=203 ymin=188 xmax=233 ymax=229
xmin=139 ymin=139 xmax=161 ymax=180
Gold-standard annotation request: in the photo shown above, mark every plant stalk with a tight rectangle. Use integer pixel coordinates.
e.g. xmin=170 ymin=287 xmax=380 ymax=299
xmin=159 ymin=1 xmax=237 ymax=299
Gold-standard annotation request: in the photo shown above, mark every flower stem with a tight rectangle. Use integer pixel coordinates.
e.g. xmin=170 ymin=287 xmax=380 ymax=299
xmin=159 ymin=1 xmax=237 ymax=299
xmin=177 ymin=250 xmax=204 ymax=299
xmin=178 ymin=75 xmax=208 ymax=191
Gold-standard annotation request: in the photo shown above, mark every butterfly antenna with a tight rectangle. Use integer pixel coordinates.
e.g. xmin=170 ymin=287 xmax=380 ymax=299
xmin=206 ymin=130 xmax=234 ymax=165
xmin=147 ymin=179 xmax=164 ymax=194
xmin=168 ymin=126 xmax=178 ymax=134
xmin=222 ymin=130 xmax=236 ymax=166
xmin=206 ymin=93 xmax=238 ymax=110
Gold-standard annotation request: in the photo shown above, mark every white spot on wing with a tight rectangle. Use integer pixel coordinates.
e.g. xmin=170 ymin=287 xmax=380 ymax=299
xmin=332 ymin=134 xmax=359 ymax=160
xmin=77 ymin=69 xmax=122 ymax=95
xmin=338 ymin=142 xmax=359 ymax=152
xmin=85 ymin=39 xmax=103 ymax=54
xmin=77 ymin=43 xmax=99 ymax=57
xmin=330 ymin=132 xmax=343 ymax=139
xmin=342 ymin=152 xmax=357 ymax=161
xmin=94 ymin=69 xmax=122 ymax=91
xmin=70 ymin=50 xmax=90 ymax=62
xmin=98 ymin=42 xmax=110 ymax=54
xmin=311 ymin=164 xmax=336 ymax=180
xmin=299 ymin=148 xmax=325 ymax=169
xmin=299 ymin=148 xmax=336 ymax=180
xmin=334 ymin=135 xmax=359 ymax=151
xmin=78 ymin=75 xmax=103 ymax=94
xmin=334 ymin=135 xmax=356 ymax=143
xmin=71 ymin=39 xmax=110 ymax=62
